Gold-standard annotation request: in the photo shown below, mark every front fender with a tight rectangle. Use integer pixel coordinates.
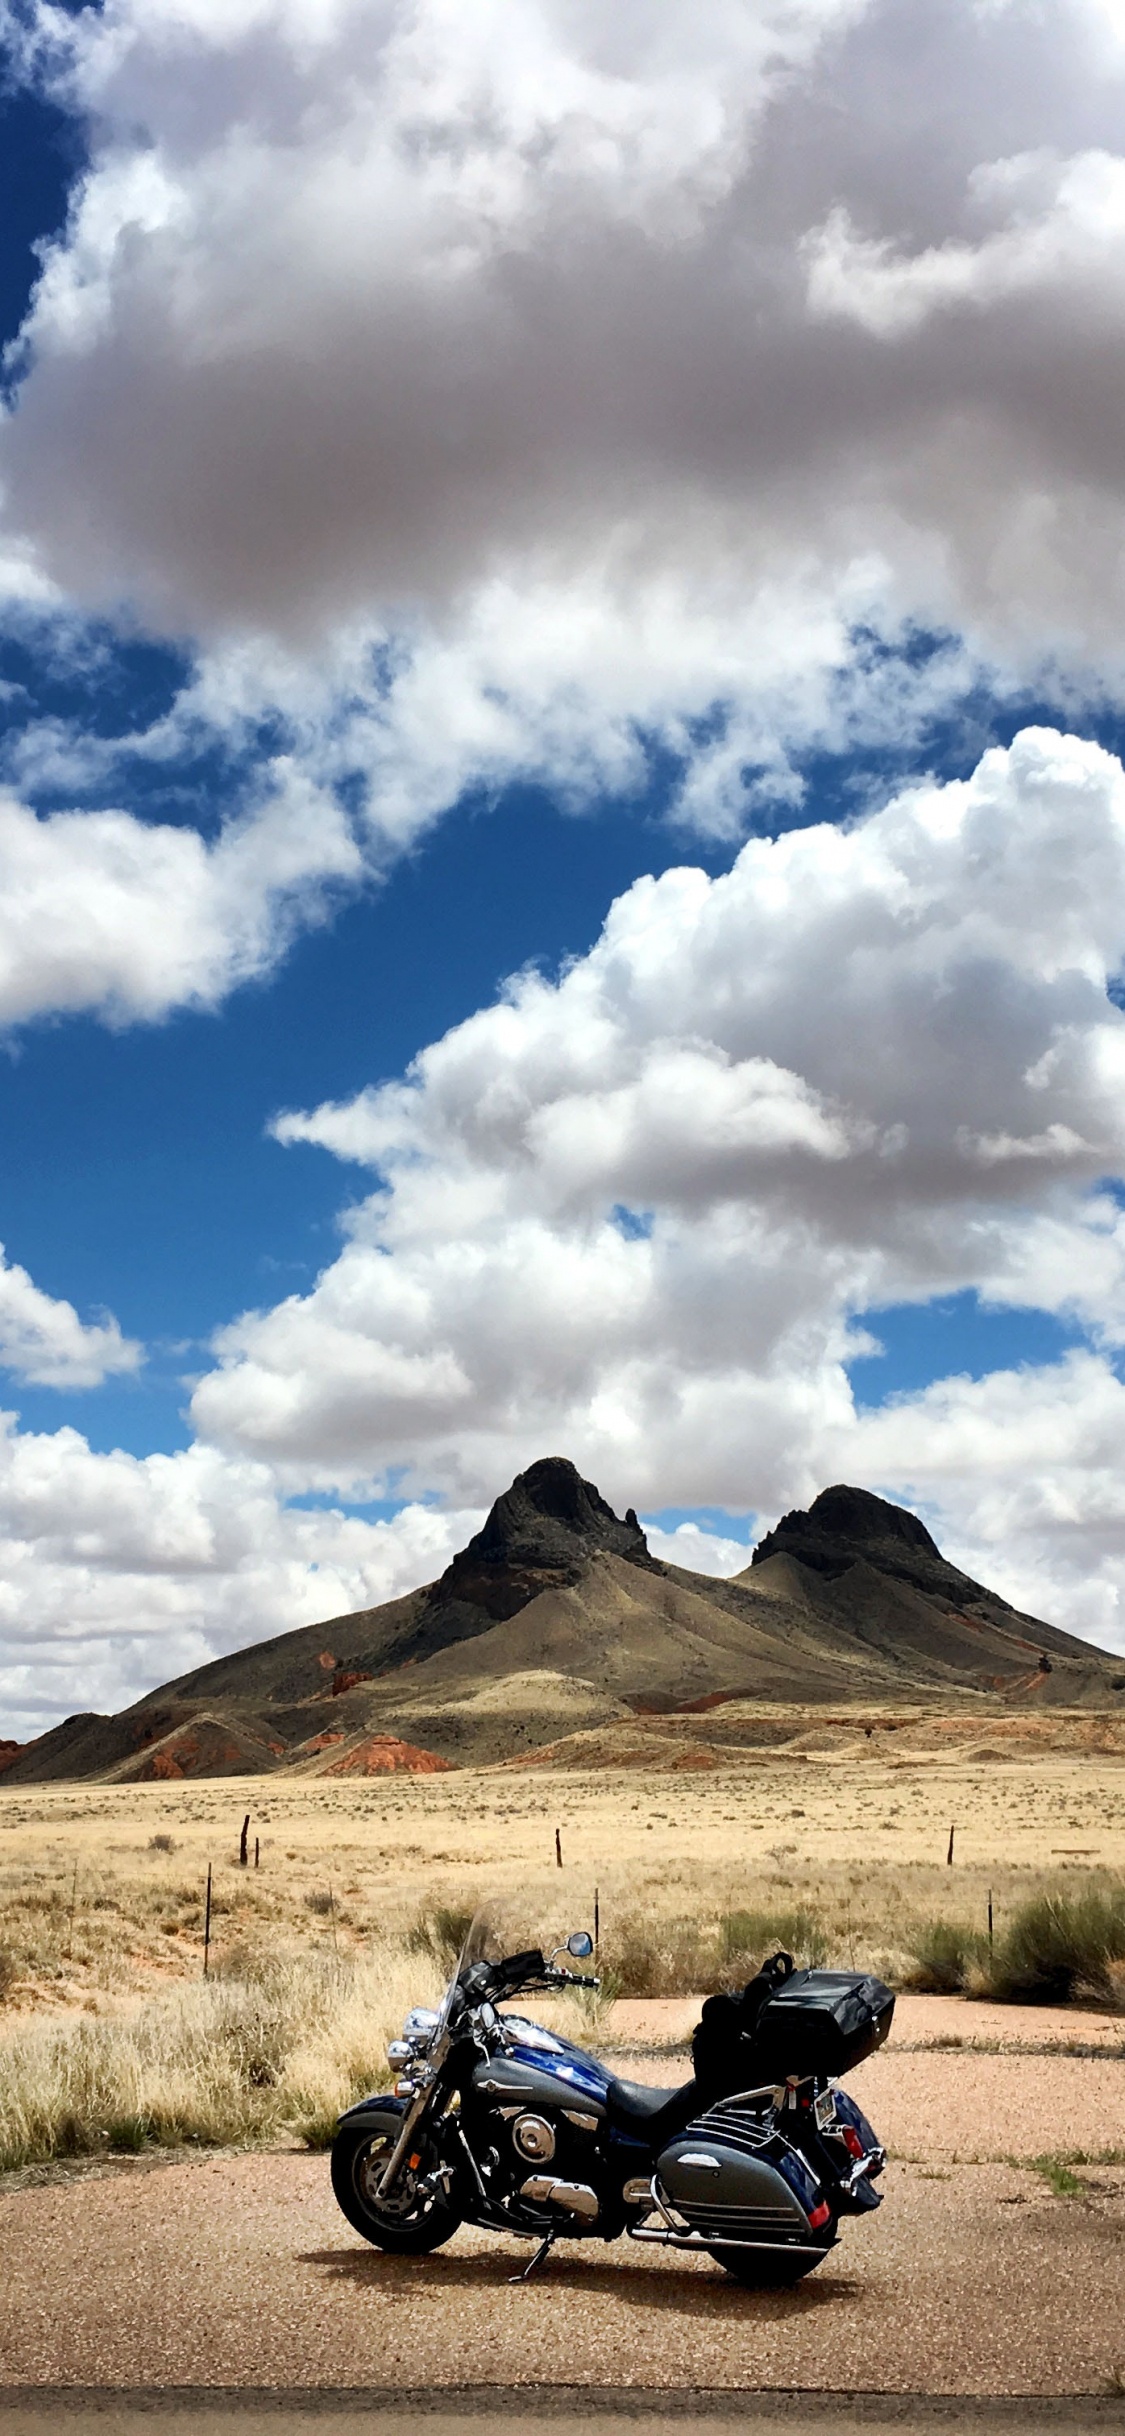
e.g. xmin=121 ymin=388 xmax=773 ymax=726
xmin=335 ymin=2091 xmax=408 ymax=2130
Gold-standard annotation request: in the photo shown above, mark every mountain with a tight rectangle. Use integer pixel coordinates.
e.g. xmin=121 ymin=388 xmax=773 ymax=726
xmin=5 ymin=1460 xmax=1124 ymax=1782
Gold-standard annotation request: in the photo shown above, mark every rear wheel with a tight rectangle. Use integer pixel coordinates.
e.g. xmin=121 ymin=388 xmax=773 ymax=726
xmin=709 ymin=2242 xmax=831 ymax=2287
xmin=330 ymin=2113 xmax=463 ymax=2254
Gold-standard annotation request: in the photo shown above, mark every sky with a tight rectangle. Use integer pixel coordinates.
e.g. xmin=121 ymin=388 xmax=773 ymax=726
xmin=6 ymin=2 xmax=1125 ymax=1738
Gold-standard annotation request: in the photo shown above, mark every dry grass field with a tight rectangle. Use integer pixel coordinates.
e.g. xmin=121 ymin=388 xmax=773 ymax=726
xmin=1 ymin=1718 xmax=1123 ymax=2173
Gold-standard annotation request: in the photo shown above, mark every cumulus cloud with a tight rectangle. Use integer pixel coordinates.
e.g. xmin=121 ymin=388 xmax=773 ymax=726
xmin=844 ymin=1351 xmax=1125 ymax=1657
xmin=0 ymin=1412 xmax=482 ymax=1736
xmin=0 ymin=1245 xmax=140 ymax=1387
xmin=183 ymin=730 xmax=1125 ymax=1542
xmin=5 ymin=0 xmax=1125 ymax=864
xmin=0 ymin=764 xmax=360 ymax=1027
xmin=642 ymin=1518 xmax=754 ymax=1576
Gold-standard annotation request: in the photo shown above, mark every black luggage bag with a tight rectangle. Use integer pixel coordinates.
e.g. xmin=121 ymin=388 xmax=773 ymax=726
xmin=694 ymin=1962 xmax=894 ymax=2095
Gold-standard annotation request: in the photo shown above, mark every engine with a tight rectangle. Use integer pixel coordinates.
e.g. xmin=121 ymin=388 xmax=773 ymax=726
xmin=465 ymin=2073 xmax=603 ymax=2224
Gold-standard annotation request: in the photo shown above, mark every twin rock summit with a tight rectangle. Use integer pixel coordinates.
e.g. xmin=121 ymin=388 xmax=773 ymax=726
xmin=6 ymin=1459 xmax=1124 ymax=1784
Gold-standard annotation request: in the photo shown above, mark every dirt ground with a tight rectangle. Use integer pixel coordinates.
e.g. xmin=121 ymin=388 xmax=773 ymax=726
xmin=2 ymin=2005 xmax=1122 ymax=2397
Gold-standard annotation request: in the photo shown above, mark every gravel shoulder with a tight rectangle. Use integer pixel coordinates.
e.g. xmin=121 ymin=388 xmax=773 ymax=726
xmin=2 ymin=2033 xmax=1123 ymax=2397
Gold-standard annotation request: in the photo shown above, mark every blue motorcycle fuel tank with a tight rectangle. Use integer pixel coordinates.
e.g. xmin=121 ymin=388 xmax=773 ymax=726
xmin=473 ymin=2015 xmax=611 ymax=2112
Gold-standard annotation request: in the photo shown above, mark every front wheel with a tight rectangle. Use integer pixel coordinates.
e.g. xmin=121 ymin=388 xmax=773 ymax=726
xmin=330 ymin=2112 xmax=463 ymax=2253
xmin=709 ymin=2241 xmax=831 ymax=2287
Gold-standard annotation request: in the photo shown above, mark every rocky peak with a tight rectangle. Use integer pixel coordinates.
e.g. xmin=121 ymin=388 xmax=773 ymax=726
xmin=371 ymin=1458 xmax=652 ymax=1672
xmin=750 ymin=1482 xmax=996 ymax=1605
xmin=461 ymin=1456 xmax=650 ymax=1575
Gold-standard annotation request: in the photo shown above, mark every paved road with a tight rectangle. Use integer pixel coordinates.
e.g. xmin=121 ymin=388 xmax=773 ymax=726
xmin=2 ymin=2047 xmax=1122 ymax=2401
xmin=0 ymin=2395 xmax=1122 ymax=2436
xmin=1 ymin=2147 xmax=1123 ymax=2397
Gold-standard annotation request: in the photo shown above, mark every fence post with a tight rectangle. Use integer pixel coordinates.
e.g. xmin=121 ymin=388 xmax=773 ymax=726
xmin=240 ymin=1814 xmax=250 ymax=1868
xmin=988 ymin=1888 xmax=994 ymax=1955
xmin=254 ymin=1837 xmax=260 ymax=1870
xmin=203 ymin=1863 xmax=213 ymax=1976
xmin=594 ymin=1885 xmax=600 ymax=1953
xmin=946 ymin=1823 xmax=955 ymax=1866
xmin=555 ymin=1826 xmax=563 ymax=1869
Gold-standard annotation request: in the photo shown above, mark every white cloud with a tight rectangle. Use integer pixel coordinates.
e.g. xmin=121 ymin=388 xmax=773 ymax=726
xmin=184 ymin=730 xmax=1125 ymax=1538
xmin=844 ymin=1350 xmax=1125 ymax=1658
xmin=0 ymin=1245 xmax=140 ymax=1388
xmin=642 ymin=1518 xmax=753 ymax=1576
xmin=0 ymin=765 xmax=360 ymax=1028
xmin=0 ymin=1412 xmax=482 ymax=1736
xmin=5 ymin=0 xmax=1125 ymax=874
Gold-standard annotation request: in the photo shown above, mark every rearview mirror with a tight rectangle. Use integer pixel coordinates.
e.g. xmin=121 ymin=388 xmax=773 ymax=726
xmin=567 ymin=1930 xmax=594 ymax=1958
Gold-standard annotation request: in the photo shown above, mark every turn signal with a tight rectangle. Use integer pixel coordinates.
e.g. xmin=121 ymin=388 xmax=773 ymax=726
xmin=807 ymin=2200 xmax=831 ymax=2230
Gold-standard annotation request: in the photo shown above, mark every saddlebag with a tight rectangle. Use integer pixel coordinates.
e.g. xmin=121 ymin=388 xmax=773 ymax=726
xmin=693 ymin=1968 xmax=894 ymax=2094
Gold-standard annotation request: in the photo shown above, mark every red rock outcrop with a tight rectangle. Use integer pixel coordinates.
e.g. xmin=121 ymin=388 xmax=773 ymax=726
xmin=320 ymin=1733 xmax=453 ymax=1776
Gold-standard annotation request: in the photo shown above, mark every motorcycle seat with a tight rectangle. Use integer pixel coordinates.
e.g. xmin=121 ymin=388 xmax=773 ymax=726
xmin=604 ymin=2075 xmax=698 ymax=2137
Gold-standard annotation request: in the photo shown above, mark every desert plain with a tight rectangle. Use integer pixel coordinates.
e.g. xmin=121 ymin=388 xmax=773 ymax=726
xmin=2 ymin=1707 xmax=1125 ymax=2010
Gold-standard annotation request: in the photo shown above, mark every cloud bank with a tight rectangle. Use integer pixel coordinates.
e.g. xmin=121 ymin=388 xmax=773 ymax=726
xmin=8 ymin=11 xmax=1125 ymax=1723
xmin=0 ymin=1416 xmax=482 ymax=1737
xmin=195 ymin=728 xmax=1125 ymax=1508
xmin=3 ymin=0 xmax=1125 ymax=918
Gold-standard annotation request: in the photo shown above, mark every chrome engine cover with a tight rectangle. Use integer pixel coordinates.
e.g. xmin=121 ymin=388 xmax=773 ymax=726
xmin=512 ymin=2111 xmax=556 ymax=2162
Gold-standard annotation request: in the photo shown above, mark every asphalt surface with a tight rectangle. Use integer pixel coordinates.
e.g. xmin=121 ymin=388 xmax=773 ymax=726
xmin=2 ymin=2040 xmax=1122 ymax=2398
xmin=0 ymin=2398 xmax=1123 ymax=2435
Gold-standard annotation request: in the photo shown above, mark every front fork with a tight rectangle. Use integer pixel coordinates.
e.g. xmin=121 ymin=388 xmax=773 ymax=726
xmin=374 ymin=2036 xmax=451 ymax=2202
xmin=374 ymin=2087 xmax=433 ymax=2201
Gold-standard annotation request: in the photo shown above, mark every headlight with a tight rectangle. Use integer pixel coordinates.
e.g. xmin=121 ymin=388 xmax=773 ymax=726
xmin=387 ymin=2039 xmax=413 ymax=2065
xmin=404 ymin=2006 xmax=439 ymax=2048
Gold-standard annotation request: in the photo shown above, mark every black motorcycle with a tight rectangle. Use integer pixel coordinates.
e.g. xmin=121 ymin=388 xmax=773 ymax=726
xmin=330 ymin=1922 xmax=893 ymax=2285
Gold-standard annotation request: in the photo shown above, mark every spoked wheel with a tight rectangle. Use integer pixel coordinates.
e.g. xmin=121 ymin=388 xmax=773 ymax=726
xmin=709 ymin=2241 xmax=832 ymax=2287
xmin=330 ymin=2111 xmax=463 ymax=2253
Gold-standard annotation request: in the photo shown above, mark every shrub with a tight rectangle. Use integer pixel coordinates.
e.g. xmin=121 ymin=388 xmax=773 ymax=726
xmin=987 ymin=1886 xmax=1125 ymax=2005
xmin=406 ymin=1899 xmax=479 ymax=1965
xmin=900 ymin=1919 xmax=982 ymax=1994
xmin=303 ymin=1889 xmax=335 ymax=1918
xmin=148 ymin=1833 xmax=176 ymax=1854
xmin=719 ymin=1908 xmax=828 ymax=1975
xmin=0 ymin=1941 xmax=444 ymax=2171
xmin=606 ymin=1914 xmax=713 ymax=1996
xmin=0 ymin=1947 xmax=18 ymax=2005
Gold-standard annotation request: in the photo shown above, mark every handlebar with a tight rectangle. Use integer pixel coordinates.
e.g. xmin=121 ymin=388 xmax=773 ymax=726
xmin=455 ymin=1951 xmax=599 ymax=2006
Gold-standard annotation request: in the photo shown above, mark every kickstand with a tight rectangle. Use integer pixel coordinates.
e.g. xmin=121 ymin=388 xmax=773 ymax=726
xmin=509 ymin=2229 xmax=555 ymax=2284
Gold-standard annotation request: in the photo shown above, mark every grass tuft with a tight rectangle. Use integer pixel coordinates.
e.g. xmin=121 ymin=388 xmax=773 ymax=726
xmin=0 ymin=1942 xmax=443 ymax=2173
xmin=1024 ymin=2154 xmax=1085 ymax=2197
xmin=901 ymin=1918 xmax=983 ymax=1994
xmin=987 ymin=1887 xmax=1125 ymax=2005
xmin=406 ymin=1899 xmax=479 ymax=1965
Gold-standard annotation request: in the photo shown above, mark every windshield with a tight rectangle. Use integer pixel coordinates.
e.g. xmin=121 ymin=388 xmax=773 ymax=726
xmin=434 ymin=1903 xmax=495 ymax=2035
xmin=432 ymin=1901 xmax=594 ymax=2031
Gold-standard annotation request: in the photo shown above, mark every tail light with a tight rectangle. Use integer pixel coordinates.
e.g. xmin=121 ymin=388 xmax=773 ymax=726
xmin=807 ymin=2200 xmax=831 ymax=2230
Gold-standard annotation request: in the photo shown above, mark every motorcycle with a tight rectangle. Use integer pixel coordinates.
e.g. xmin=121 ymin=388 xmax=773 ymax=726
xmin=330 ymin=1916 xmax=893 ymax=2286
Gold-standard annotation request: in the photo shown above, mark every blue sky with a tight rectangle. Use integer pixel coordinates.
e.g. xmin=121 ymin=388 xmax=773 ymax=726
xmin=6 ymin=0 xmax=1125 ymax=1733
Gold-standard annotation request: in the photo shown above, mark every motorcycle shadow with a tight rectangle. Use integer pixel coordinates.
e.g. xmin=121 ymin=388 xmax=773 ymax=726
xmin=301 ymin=2247 xmax=857 ymax=2314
